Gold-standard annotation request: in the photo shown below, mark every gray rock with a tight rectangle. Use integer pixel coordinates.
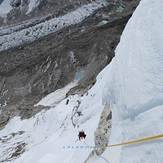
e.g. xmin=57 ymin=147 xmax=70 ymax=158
xmin=94 ymin=104 xmax=112 ymax=155
xmin=10 ymin=0 xmax=21 ymax=7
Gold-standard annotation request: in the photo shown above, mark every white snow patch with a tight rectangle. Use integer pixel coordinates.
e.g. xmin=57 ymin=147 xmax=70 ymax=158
xmin=27 ymin=0 xmax=41 ymax=14
xmin=0 ymin=0 xmax=12 ymax=17
xmin=36 ymin=81 xmax=78 ymax=106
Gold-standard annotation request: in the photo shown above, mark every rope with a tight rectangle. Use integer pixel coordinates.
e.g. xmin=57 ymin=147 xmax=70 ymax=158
xmin=107 ymin=134 xmax=163 ymax=148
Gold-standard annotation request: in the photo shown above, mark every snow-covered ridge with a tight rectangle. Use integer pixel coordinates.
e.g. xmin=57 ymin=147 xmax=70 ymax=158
xmin=0 ymin=76 xmax=106 ymax=163
xmin=0 ymin=1 xmax=108 ymax=52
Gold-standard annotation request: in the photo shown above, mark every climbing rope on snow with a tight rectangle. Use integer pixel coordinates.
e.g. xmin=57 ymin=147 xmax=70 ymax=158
xmin=64 ymin=134 xmax=163 ymax=151
xmin=107 ymin=133 xmax=163 ymax=148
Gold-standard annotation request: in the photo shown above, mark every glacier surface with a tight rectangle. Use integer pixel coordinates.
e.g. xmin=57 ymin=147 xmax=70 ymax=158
xmin=0 ymin=1 xmax=108 ymax=52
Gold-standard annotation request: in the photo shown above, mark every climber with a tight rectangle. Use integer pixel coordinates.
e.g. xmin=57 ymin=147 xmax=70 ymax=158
xmin=66 ymin=99 xmax=69 ymax=105
xmin=77 ymin=111 xmax=83 ymax=116
xmin=78 ymin=130 xmax=86 ymax=140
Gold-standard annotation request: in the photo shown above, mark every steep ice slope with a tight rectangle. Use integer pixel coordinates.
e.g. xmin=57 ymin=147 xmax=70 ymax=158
xmin=89 ymin=0 xmax=163 ymax=162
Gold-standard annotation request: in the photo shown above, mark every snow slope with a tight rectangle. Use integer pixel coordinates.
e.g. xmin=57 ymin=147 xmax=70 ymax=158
xmin=0 ymin=76 xmax=106 ymax=163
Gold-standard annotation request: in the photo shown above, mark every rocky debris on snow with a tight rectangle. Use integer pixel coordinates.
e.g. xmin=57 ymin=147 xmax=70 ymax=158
xmin=94 ymin=104 xmax=112 ymax=155
xmin=1 ymin=142 xmax=26 ymax=162
xmin=0 ymin=131 xmax=25 ymax=143
xmin=0 ymin=113 xmax=10 ymax=129
xmin=0 ymin=131 xmax=26 ymax=162
xmin=66 ymin=78 xmax=96 ymax=97
xmin=84 ymin=104 xmax=112 ymax=163
xmin=71 ymin=100 xmax=81 ymax=127
xmin=0 ymin=2 xmax=108 ymax=52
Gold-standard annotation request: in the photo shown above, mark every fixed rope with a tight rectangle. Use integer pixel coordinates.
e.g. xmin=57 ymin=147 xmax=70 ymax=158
xmin=107 ymin=133 xmax=163 ymax=148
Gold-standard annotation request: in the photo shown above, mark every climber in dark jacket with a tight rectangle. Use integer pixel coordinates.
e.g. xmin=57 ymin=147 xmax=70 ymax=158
xmin=66 ymin=99 xmax=69 ymax=105
xmin=78 ymin=130 xmax=86 ymax=140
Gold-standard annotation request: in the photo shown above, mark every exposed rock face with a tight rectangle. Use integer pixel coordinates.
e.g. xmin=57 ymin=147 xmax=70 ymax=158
xmin=0 ymin=130 xmax=26 ymax=162
xmin=94 ymin=104 xmax=112 ymax=155
xmin=0 ymin=0 xmax=140 ymax=128
xmin=10 ymin=0 xmax=21 ymax=7
xmin=84 ymin=104 xmax=112 ymax=163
